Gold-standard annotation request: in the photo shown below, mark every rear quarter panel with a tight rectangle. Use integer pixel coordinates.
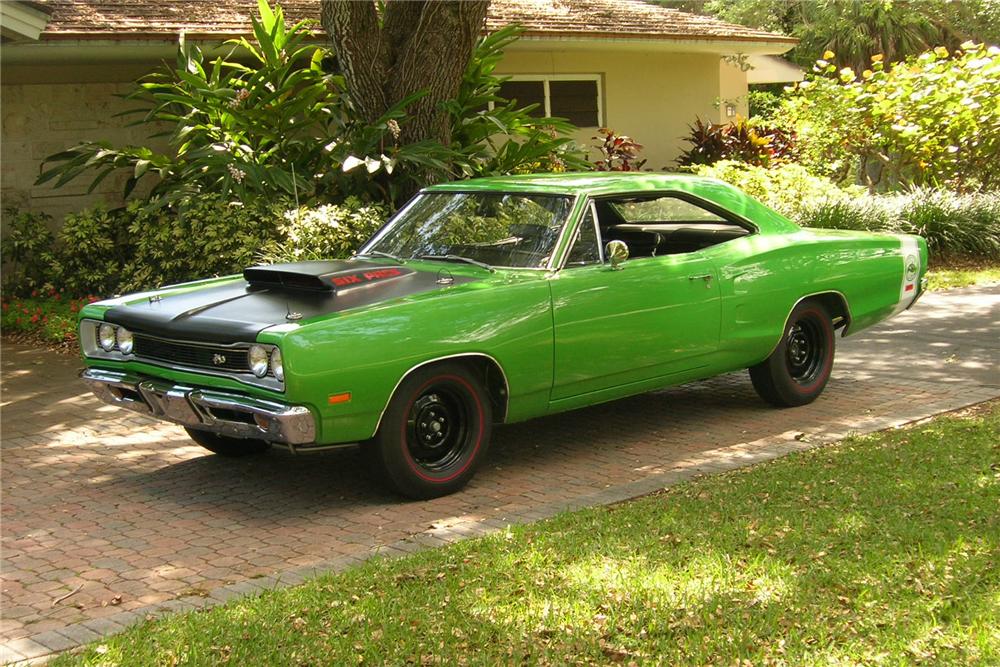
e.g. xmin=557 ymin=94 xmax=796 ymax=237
xmin=705 ymin=228 xmax=925 ymax=368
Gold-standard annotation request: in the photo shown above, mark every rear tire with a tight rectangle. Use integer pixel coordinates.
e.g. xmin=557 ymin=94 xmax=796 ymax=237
xmin=185 ymin=427 xmax=270 ymax=457
xmin=367 ymin=363 xmax=492 ymax=500
xmin=750 ymin=300 xmax=835 ymax=407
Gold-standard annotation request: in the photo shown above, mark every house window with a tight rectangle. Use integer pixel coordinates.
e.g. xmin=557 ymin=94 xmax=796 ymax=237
xmin=496 ymin=75 xmax=602 ymax=127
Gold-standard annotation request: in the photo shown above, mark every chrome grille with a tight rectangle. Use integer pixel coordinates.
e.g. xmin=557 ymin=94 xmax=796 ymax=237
xmin=132 ymin=335 xmax=251 ymax=374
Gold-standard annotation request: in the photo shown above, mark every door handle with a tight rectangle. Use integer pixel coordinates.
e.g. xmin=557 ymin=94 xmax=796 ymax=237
xmin=688 ymin=274 xmax=713 ymax=286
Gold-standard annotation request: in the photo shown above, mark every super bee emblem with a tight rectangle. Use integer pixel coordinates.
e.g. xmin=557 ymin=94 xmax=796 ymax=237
xmin=212 ymin=353 xmax=227 ymax=366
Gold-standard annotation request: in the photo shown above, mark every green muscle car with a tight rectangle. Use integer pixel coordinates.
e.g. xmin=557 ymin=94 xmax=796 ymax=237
xmin=80 ymin=173 xmax=928 ymax=498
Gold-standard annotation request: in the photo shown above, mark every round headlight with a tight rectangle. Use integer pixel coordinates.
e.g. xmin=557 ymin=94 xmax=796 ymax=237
xmin=98 ymin=323 xmax=116 ymax=351
xmin=248 ymin=345 xmax=269 ymax=377
xmin=116 ymin=327 xmax=134 ymax=355
xmin=270 ymin=347 xmax=283 ymax=382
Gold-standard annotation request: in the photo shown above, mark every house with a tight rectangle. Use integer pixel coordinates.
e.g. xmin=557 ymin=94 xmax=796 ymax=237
xmin=0 ymin=0 xmax=797 ymax=219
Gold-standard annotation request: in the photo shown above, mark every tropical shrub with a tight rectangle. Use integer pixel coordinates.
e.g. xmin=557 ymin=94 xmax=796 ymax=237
xmin=693 ymin=160 xmax=863 ymax=219
xmin=747 ymin=89 xmax=782 ymax=121
xmin=677 ymin=117 xmax=796 ymax=168
xmin=37 ymin=2 xmax=347 ymax=205
xmin=1 ymin=208 xmax=54 ymax=296
xmin=799 ymin=189 xmax=1000 ymax=259
xmin=119 ymin=196 xmax=290 ymax=293
xmin=48 ymin=205 xmax=133 ymax=297
xmin=258 ymin=198 xmax=388 ymax=264
xmin=783 ymin=43 xmax=1000 ymax=191
xmin=5 ymin=194 xmax=393 ymax=299
xmin=592 ymin=128 xmax=647 ymax=171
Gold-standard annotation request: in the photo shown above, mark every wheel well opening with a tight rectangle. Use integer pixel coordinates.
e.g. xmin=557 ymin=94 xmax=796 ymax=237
xmin=423 ymin=356 xmax=509 ymax=424
xmin=807 ymin=292 xmax=851 ymax=334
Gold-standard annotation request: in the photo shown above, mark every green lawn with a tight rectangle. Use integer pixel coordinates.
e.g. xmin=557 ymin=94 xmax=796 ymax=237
xmin=56 ymin=403 xmax=1000 ymax=666
xmin=927 ymin=260 xmax=1000 ymax=290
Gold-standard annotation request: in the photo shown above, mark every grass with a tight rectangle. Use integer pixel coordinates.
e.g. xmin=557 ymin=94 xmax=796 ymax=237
xmin=56 ymin=403 xmax=1000 ymax=666
xmin=926 ymin=258 xmax=1000 ymax=291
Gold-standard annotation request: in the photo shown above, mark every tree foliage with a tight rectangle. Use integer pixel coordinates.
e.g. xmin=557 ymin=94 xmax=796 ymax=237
xmin=784 ymin=42 xmax=1000 ymax=191
xmin=687 ymin=0 xmax=1000 ymax=71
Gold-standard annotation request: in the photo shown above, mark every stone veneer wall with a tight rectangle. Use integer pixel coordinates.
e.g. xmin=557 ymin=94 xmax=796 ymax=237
xmin=1 ymin=81 xmax=167 ymax=227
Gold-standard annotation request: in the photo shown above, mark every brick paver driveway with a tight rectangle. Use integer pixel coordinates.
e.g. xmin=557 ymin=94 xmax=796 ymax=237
xmin=2 ymin=285 xmax=998 ymax=662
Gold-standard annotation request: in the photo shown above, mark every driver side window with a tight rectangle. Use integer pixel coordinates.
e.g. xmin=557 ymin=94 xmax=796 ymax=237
xmin=564 ymin=207 xmax=603 ymax=267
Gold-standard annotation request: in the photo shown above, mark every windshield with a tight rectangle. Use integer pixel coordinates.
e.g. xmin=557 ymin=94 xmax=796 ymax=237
xmin=364 ymin=192 xmax=574 ymax=269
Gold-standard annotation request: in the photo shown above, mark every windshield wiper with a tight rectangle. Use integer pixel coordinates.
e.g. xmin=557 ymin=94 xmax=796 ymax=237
xmin=419 ymin=254 xmax=496 ymax=273
xmin=354 ymin=250 xmax=405 ymax=263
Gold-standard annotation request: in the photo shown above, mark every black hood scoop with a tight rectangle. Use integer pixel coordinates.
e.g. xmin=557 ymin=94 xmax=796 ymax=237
xmin=243 ymin=260 xmax=415 ymax=292
xmin=104 ymin=259 xmax=475 ymax=344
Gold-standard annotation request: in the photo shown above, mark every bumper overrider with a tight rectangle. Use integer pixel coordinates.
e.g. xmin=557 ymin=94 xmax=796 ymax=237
xmin=81 ymin=368 xmax=316 ymax=445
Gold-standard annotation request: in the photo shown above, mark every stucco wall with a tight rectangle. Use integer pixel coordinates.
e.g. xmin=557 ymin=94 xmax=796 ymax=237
xmin=718 ymin=59 xmax=751 ymax=122
xmin=497 ymin=48 xmax=739 ymax=170
xmin=1 ymin=80 xmax=163 ymax=225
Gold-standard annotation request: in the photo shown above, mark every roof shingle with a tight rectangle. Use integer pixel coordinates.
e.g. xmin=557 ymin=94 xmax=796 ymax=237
xmin=35 ymin=0 xmax=794 ymax=44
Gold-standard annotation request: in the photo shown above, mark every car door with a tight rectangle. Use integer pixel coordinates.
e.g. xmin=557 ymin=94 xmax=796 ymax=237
xmin=548 ymin=199 xmax=722 ymax=401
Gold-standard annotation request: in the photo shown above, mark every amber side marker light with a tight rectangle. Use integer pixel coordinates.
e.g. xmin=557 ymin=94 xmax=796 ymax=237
xmin=328 ymin=392 xmax=352 ymax=405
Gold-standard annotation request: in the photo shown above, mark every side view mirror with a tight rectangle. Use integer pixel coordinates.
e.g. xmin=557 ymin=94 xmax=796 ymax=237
xmin=605 ymin=240 xmax=629 ymax=270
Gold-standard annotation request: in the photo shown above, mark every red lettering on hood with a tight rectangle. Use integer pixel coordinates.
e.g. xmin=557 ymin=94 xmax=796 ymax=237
xmin=330 ymin=267 xmax=404 ymax=288
xmin=331 ymin=275 xmax=363 ymax=287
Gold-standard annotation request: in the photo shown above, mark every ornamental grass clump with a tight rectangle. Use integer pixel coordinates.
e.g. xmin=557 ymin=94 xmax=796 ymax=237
xmin=799 ymin=188 xmax=1000 ymax=259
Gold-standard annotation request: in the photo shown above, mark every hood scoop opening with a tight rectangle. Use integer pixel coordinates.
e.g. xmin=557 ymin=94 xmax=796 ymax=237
xmin=243 ymin=260 xmax=414 ymax=293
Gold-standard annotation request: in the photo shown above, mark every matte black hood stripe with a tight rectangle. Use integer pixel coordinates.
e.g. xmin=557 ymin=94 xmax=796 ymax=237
xmin=104 ymin=260 xmax=474 ymax=344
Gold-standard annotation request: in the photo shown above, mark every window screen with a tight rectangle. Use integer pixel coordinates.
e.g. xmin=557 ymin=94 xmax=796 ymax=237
xmin=497 ymin=81 xmax=545 ymax=118
xmin=550 ymin=80 xmax=599 ymax=127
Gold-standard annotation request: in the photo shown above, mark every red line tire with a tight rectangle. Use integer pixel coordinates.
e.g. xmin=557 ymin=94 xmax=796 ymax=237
xmin=749 ymin=301 xmax=835 ymax=408
xmin=367 ymin=363 xmax=492 ymax=500
xmin=184 ymin=427 xmax=270 ymax=457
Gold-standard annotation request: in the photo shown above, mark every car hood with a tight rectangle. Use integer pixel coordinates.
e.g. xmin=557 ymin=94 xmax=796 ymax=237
xmin=103 ymin=260 xmax=477 ymax=344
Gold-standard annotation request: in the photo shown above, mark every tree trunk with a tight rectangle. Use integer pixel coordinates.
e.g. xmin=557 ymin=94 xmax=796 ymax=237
xmin=320 ymin=0 xmax=489 ymax=147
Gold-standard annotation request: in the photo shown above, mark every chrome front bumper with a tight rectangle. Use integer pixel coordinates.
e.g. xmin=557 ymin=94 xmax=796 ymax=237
xmin=81 ymin=368 xmax=316 ymax=445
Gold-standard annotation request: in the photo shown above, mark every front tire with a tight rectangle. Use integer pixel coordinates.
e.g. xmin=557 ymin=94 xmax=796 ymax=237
xmin=750 ymin=301 xmax=835 ymax=407
xmin=185 ymin=427 xmax=270 ymax=457
xmin=368 ymin=363 xmax=492 ymax=499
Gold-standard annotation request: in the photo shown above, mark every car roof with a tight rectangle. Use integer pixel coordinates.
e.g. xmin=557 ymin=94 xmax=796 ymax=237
xmin=424 ymin=171 xmax=729 ymax=197
xmin=422 ymin=172 xmax=801 ymax=235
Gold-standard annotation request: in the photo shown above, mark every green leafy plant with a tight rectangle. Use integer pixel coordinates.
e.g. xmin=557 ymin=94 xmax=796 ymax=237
xmin=119 ymin=195 xmax=291 ymax=293
xmin=444 ymin=26 xmax=588 ymax=178
xmin=37 ymin=1 xmax=342 ymax=205
xmin=693 ymin=160 xmax=863 ymax=219
xmin=47 ymin=205 xmax=133 ymax=297
xmin=677 ymin=117 xmax=797 ymax=167
xmin=1 ymin=208 xmax=54 ymax=296
xmin=783 ymin=43 xmax=1000 ymax=191
xmin=592 ymin=128 xmax=647 ymax=171
xmin=258 ymin=198 xmax=388 ymax=264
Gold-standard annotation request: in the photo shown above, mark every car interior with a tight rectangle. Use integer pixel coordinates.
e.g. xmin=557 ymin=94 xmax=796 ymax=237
xmin=565 ymin=194 xmax=754 ymax=266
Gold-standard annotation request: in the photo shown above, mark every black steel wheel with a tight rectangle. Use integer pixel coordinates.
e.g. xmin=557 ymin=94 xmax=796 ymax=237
xmin=367 ymin=362 xmax=492 ymax=499
xmin=749 ymin=301 xmax=835 ymax=407
xmin=185 ymin=427 xmax=270 ymax=457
